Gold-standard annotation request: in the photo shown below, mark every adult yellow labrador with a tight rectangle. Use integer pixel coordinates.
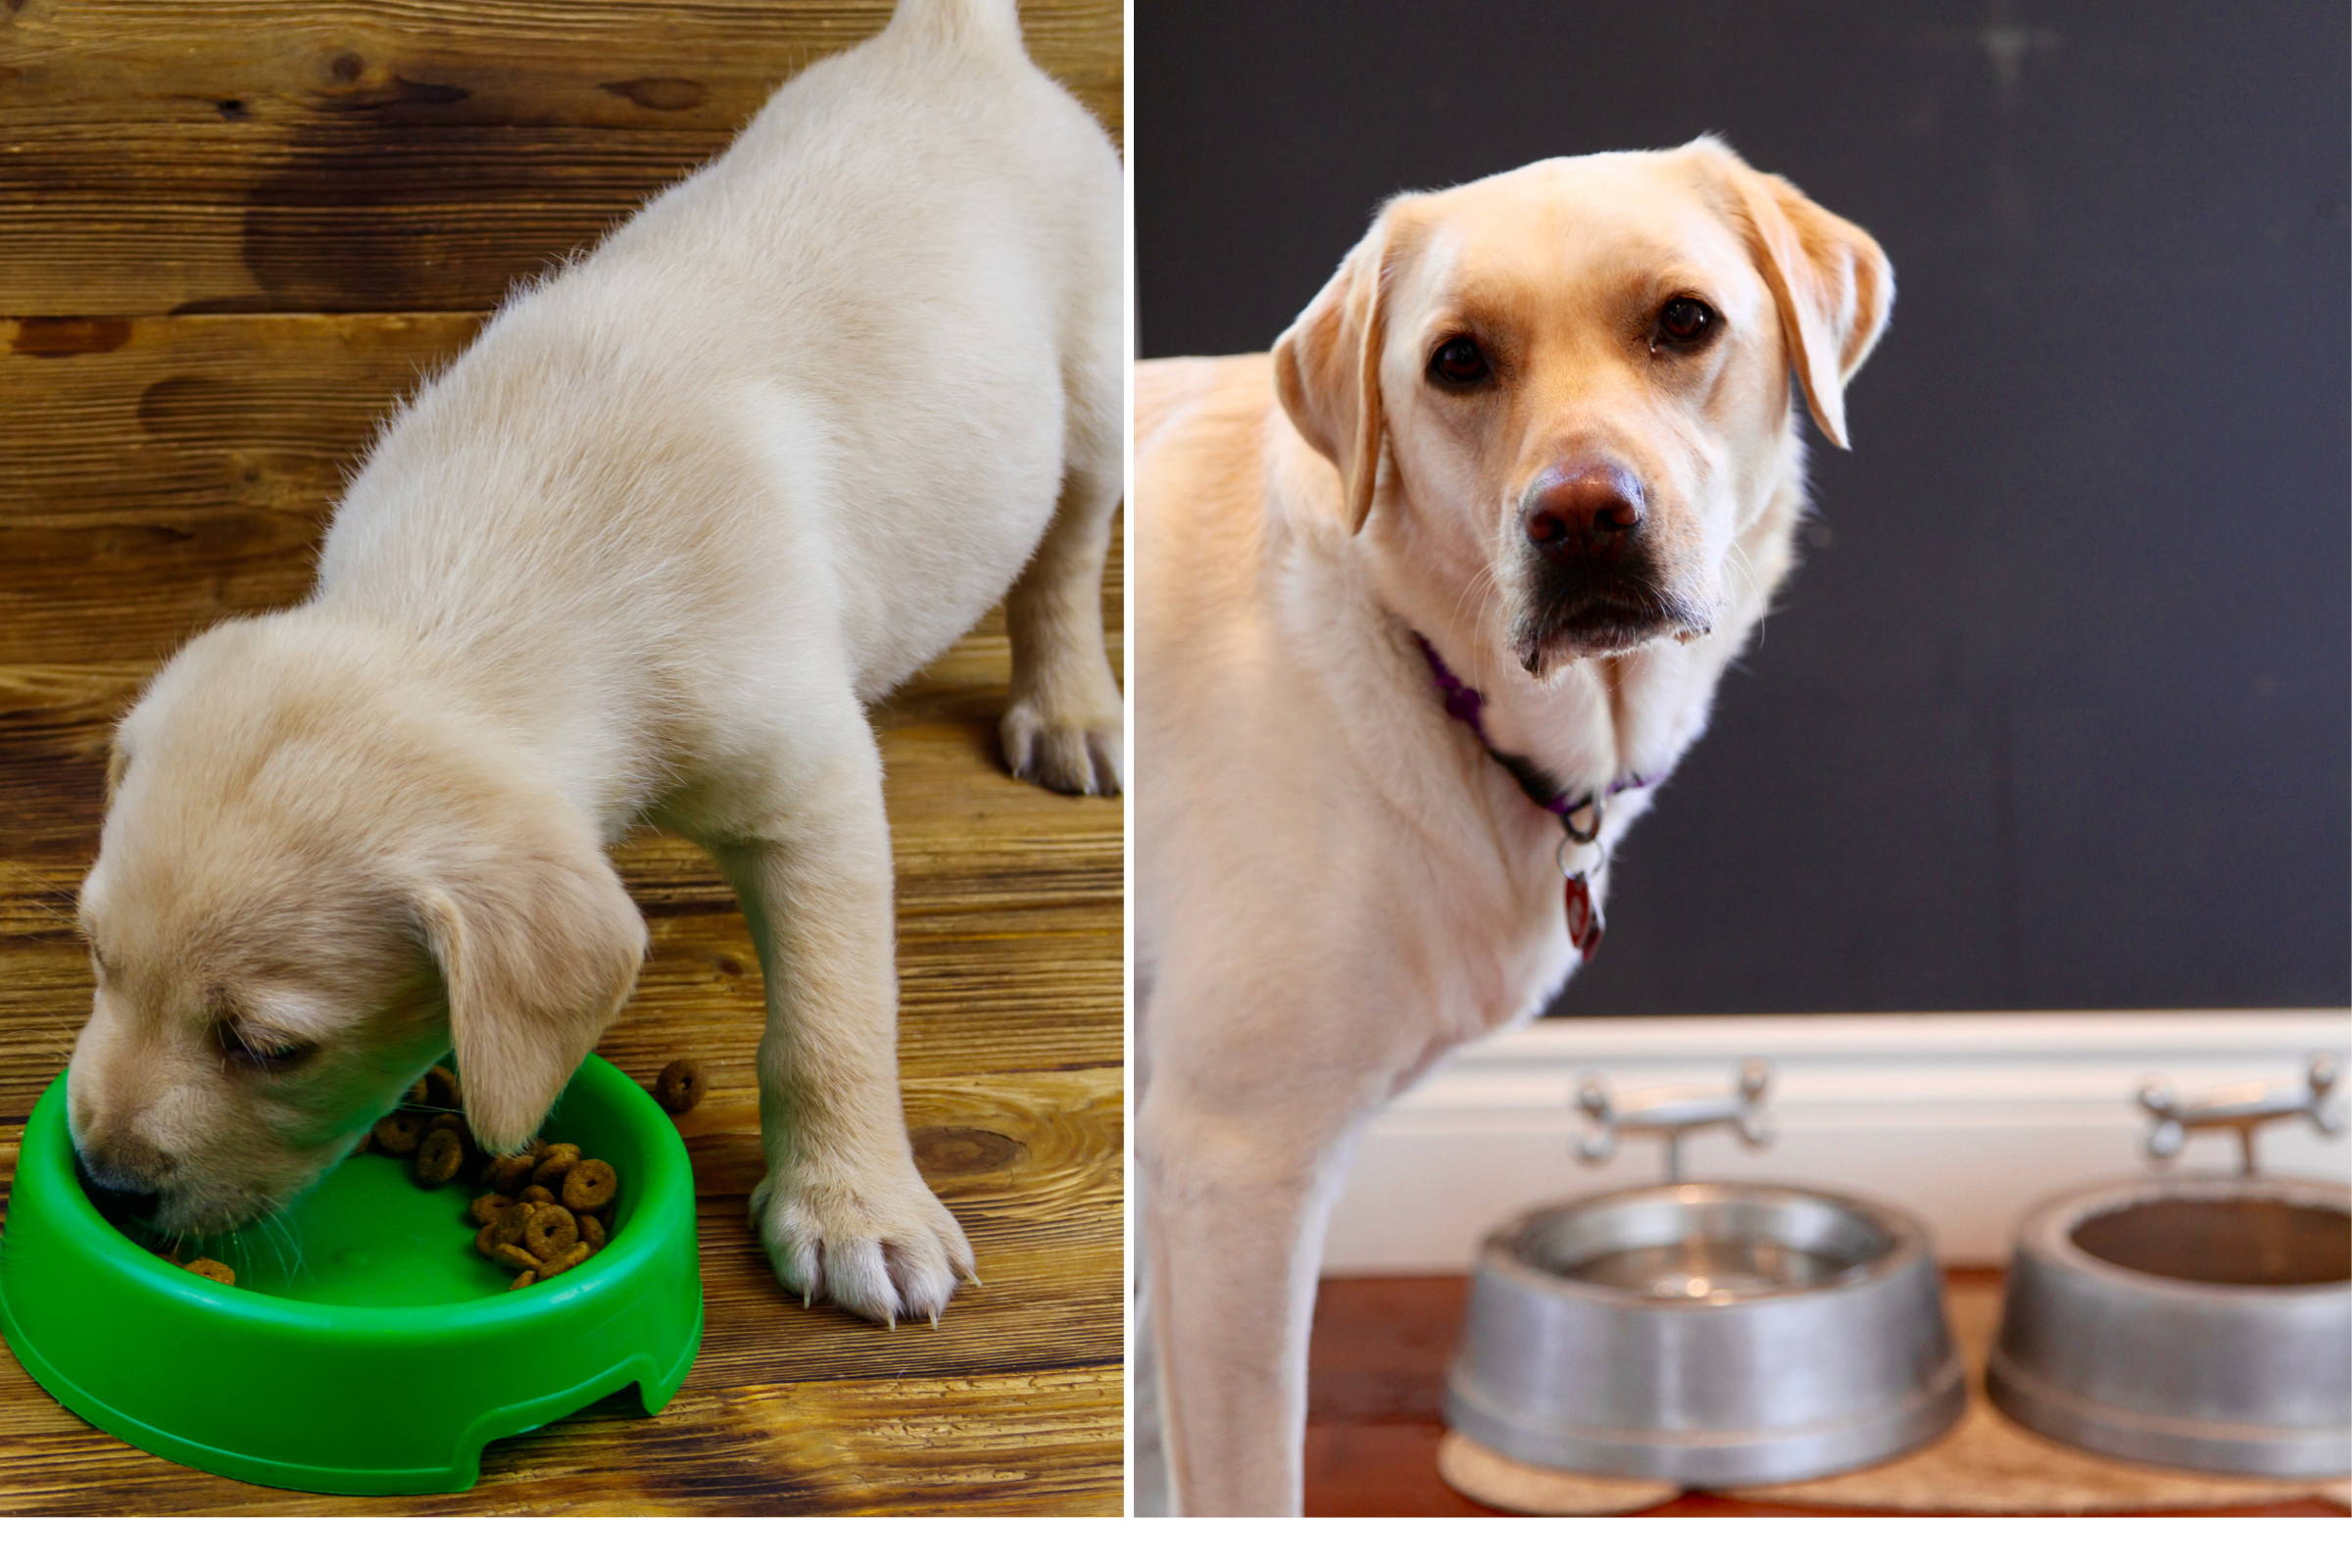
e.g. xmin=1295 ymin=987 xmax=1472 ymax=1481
xmin=1134 ymin=137 xmax=1892 ymax=1515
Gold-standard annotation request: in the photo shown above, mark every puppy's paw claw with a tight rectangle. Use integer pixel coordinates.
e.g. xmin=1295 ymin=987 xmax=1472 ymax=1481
xmin=750 ymin=1160 xmax=975 ymax=1327
xmin=1002 ymin=699 xmax=1124 ymax=797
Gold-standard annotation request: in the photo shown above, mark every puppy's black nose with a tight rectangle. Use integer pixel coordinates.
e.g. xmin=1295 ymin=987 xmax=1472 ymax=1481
xmin=1523 ymin=464 xmax=1646 ymax=564
xmin=74 ymin=1150 xmax=163 ymax=1223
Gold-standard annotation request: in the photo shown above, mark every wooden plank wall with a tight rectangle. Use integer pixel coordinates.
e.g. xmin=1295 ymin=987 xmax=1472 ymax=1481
xmin=0 ymin=0 xmax=1124 ymax=1515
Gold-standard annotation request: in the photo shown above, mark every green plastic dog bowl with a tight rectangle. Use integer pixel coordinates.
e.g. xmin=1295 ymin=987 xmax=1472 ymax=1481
xmin=0 ymin=1053 xmax=702 ymax=1494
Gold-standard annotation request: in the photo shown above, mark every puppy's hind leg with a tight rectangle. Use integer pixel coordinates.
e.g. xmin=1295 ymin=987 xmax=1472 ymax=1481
xmin=1001 ymin=370 xmax=1124 ymax=797
xmin=708 ymin=717 xmax=975 ymax=1325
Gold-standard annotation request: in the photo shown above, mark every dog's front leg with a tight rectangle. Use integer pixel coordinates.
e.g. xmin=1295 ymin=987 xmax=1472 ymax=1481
xmin=1139 ymin=1083 xmax=1367 ymax=1515
xmin=710 ymin=734 xmax=974 ymax=1325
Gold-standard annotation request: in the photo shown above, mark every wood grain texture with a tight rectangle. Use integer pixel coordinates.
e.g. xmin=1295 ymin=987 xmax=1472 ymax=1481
xmin=0 ymin=313 xmax=1121 ymax=667
xmin=0 ymin=1361 xmax=1122 ymax=1516
xmin=0 ymin=0 xmax=1123 ymax=315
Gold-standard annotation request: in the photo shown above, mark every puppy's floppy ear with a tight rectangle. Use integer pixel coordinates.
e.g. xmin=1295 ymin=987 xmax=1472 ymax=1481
xmin=1273 ymin=204 xmax=1408 ymax=533
xmin=103 ymin=730 xmax=129 ymax=811
xmin=1692 ymin=137 xmax=1893 ymax=450
xmin=415 ymin=802 xmax=647 ymax=1154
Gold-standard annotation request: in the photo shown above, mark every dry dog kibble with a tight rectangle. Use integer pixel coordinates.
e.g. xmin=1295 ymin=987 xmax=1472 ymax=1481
xmin=372 ymin=1110 xmax=428 ymax=1154
xmin=354 ymin=1128 xmax=372 ymax=1155
xmin=488 ymin=1202 xmax=536 ymax=1251
xmin=455 ymin=1105 xmax=622 ymax=1292
xmin=537 ymin=1242 xmax=591 ymax=1281
xmin=415 ymin=1126 xmax=465 ymax=1187
xmin=531 ymin=1144 xmax=580 ymax=1186
xmin=654 ymin=1057 xmax=707 ymax=1114
xmin=523 ymin=1204 xmax=579 ymax=1263
xmin=563 ymin=1160 xmax=617 ymax=1213
xmin=416 ymin=1065 xmax=462 ymax=1109
xmin=185 ymin=1257 xmax=236 ymax=1286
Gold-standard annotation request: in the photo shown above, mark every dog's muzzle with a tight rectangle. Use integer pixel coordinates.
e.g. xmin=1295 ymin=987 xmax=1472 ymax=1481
xmin=1511 ymin=463 xmax=1703 ymax=668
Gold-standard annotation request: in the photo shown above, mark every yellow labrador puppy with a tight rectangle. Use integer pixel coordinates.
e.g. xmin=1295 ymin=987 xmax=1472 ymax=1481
xmin=67 ymin=0 xmax=1122 ymax=1328
xmin=1134 ymin=137 xmax=1891 ymax=1513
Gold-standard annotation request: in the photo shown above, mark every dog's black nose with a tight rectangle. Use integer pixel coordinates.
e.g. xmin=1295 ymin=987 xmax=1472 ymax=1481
xmin=1523 ymin=463 xmax=1646 ymax=563
xmin=74 ymin=1150 xmax=163 ymax=1223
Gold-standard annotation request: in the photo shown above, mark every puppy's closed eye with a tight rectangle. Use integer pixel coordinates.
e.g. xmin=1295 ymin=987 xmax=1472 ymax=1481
xmin=217 ymin=1018 xmax=312 ymax=1072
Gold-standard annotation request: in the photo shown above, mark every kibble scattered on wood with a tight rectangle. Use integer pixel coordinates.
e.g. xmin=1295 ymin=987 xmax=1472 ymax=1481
xmin=654 ymin=1056 xmax=707 ymax=1114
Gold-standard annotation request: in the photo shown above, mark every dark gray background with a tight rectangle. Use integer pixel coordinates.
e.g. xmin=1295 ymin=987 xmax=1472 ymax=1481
xmin=1136 ymin=0 xmax=2350 ymax=1014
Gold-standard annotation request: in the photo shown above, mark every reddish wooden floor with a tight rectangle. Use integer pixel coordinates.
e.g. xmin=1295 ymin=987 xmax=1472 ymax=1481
xmin=1303 ymin=1273 xmax=2352 ymax=1517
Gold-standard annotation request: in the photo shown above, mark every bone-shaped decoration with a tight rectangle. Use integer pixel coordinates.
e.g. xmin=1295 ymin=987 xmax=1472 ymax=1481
xmin=1576 ymin=1058 xmax=1773 ymax=1184
xmin=2136 ymin=1054 xmax=2343 ymax=1176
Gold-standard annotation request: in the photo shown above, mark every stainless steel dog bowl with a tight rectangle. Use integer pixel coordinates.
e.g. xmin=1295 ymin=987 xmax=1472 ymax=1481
xmin=1987 ymin=1175 xmax=2351 ymax=1477
xmin=1446 ymin=1183 xmax=1967 ymax=1486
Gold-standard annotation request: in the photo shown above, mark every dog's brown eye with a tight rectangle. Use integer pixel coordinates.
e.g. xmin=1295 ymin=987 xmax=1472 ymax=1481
xmin=1657 ymin=297 xmax=1716 ymax=347
xmin=1429 ymin=335 xmax=1491 ymax=388
xmin=219 ymin=1018 xmax=307 ymax=1069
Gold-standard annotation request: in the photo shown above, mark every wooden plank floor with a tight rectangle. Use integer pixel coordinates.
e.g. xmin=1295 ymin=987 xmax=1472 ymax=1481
xmin=0 ymin=0 xmax=1123 ymax=1515
xmin=0 ymin=0 xmax=1122 ymax=316
xmin=1306 ymin=1274 xmax=2351 ymax=1518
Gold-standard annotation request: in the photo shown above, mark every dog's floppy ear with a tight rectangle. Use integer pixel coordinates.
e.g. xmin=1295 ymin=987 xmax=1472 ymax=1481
xmin=103 ymin=730 xmax=130 ymax=811
xmin=1694 ymin=137 xmax=1893 ymax=450
xmin=1273 ymin=205 xmax=1407 ymax=533
xmin=415 ymin=803 xmax=647 ymax=1154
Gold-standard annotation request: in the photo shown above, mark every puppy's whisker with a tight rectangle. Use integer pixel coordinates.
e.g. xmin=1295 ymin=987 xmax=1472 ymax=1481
xmin=283 ymin=1215 xmax=308 ymax=1281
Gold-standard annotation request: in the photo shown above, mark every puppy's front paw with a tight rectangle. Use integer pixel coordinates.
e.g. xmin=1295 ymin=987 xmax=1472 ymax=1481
xmin=1002 ymin=697 xmax=1124 ymax=797
xmin=750 ymin=1155 xmax=977 ymax=1326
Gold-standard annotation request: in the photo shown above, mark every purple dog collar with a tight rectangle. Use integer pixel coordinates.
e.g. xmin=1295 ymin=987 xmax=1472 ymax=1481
xmin=1414 ymin=633 xmax=1653 ymax=959
xmin=1414 ymin=634 xmax=1653 ymax=832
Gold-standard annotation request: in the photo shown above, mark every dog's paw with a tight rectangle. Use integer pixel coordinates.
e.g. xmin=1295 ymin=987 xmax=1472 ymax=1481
xmin=749 ymin=1156 xmax=977 ymax=1326
xmin=1002 ymin=698 xmax=1124 ymax=797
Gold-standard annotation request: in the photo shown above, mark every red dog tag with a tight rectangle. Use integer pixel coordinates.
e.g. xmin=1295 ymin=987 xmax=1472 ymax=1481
xmin=1565 ymin=871 xmax=1603 ymax=961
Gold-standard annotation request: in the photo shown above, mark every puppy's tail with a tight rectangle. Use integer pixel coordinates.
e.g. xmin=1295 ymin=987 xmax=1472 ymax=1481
xmin=888 ymin=0 xmax=1025 ymax=56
